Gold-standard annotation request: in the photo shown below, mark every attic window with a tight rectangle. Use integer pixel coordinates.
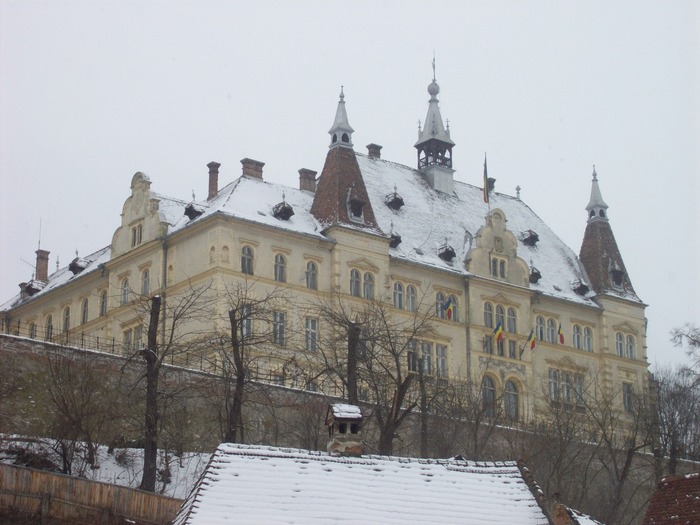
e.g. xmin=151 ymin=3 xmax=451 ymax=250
xmin=272 ymin=199 xmax=295 ymax=221
xmin=438 ymin=243 xmax=456 ymax=263
xmin=385 ymin=186 xmax=405 ymax=211
xmin=529 ymin=267 xmax=542 ymax=284
xmin=573 ymin=279 xmax=590 ymax=296
xmin=390 ymin=233 xmax=402 ymax=248
xmin=521 ymin=230 xmax=539 ymax=247
xmin=349 ymin=198 xmax=364 ymax=222
xmin=185 ymin=203 xmax=204 ymax=220
xmin=611 ymin=269 xmax=624 ymax=287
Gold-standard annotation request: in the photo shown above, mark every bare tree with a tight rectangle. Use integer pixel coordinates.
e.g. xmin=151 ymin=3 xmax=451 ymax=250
xmin=135 ymin=282 xmax=214 ymax=492
xmin=311 ymin=292 xmax=435 ymax=456
xmin=654 ymin=365 xmax=700 ymax=474
xmin=671 ymin=323 xmax=700 ymax=374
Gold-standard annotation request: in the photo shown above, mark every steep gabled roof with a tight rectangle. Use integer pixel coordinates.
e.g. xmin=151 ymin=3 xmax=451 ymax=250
xmin=172 ymin=443 xmax=551 ymax=525
xmin=642 ymin=472 xmax=700 ymax=525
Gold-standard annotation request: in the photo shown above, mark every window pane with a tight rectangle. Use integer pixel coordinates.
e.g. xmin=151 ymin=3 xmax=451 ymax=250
xmin=363 ymin=273 xmax=374 ymax=299
xmin=505 ymin=381 xmax=519 ymax=419
xmin=274 ymin=254 xmax=286 ymax=282
xmin=241 ymin=246 xmax=254 ymax=275
xmin=484 ymin=303 xmax=493 ymax=328
xmin=305 ymin=317 xmax=318 ymax=352
xmin=393 ymin=283 xmax=404 ymax=309
xmin=306 ymin=262 xmax=318 ymax=289
xmin=350 ymin=270 xmax=361 ymax=297
xmin=507 ymin=308 xmax=516 ymax=333
xmin=406 ymin=286 xmax=417 ymax=311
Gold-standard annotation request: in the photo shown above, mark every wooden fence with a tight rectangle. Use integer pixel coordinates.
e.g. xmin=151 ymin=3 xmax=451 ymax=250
xmin=0 ymin=463 xmax=183 ymax=525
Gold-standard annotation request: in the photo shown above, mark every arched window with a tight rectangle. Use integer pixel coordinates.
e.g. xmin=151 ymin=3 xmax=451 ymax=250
xmin=507 ymin=307 xmax=517 ymax=333
xmin=63 ymin=307 xmax=71 ymax=333
xmin=363 ymin=273 xmax=374 ymax=299
xmin=350 ymin=270 xmax=361 ymax=297
xmin=616 ymin=332 xmax=624 ymax=357
xmin=505 ymin=380 xmax=519 ymax=420
xmin=573 ymin=325 xmax=582 ymax=349
xmin=406 ymin=285 xmax=417 ymax=312
xmin=482 ymin=376 xmax=496 ymax=418
xmin=142 ymin=269 xmax=150 ymax=295
xmin=393 ymin=282 xmax=404 ymax=309
xmin=495 ymin=305 xmax=505 ymax=329
xmin=100 ymin=290 xmax=108 ymax=317
xmin=436 ymin=292 xmax=446 ymax=319
xmin=209 ymin=246 xmax=216 ymax=263
xmin=583 ymin=327 xmax=593 ymax=352
xmin=121 ymin=279 xmax=130 ymax=305
xmin=81 ymin=299 xmax=89 ymax=325
xmin=274 ymin=254 xmax=286 ymax=282
xmin=484 ymin=303 xmax=493 ymax=328
xmin=222 ymin=246 xmax=230 ymax=263
xmin=536 ymin=316 xmax=545 ymax=341
xmin=45 ymin=315 xmax=53 ymax=341
xmin=241 ymin=246 xmax=254 ymax=275
xmin=306 ymin=262 xmax=318 ymax=290
xmin=547 ymin=319 xmax=556 ymax=343
xmin=626 ymin=335 xmax=635 ymax=360
xmin=448 ymin=295 xmax=458 ymax=322
xmin=29 ymin=322 xmax=37 ymax=339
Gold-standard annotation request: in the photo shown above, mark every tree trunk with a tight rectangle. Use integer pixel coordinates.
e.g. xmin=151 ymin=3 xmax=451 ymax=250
xmin=140 ymin=295 xmax=161 ymax=492
xmin=419 ymin=362 xmax=428 ymax=458
xmin=347 ymin=323 xmax=360 ymax=405
xmin=225 ymin=308 xmax=247 ymax=443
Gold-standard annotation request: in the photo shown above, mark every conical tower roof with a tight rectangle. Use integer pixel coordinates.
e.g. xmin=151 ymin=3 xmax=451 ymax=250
xmin=579 ymin=168 xmax=639 ymax=300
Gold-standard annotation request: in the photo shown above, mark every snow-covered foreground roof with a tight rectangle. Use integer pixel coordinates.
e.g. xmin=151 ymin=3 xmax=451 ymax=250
xmin=173 ymin=443 xmax=550 ymax=525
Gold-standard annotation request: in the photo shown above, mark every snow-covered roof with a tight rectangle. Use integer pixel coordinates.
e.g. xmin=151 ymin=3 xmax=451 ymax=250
xmin=357 ymin=154 xmax=597 ymax=305
xmin=3 ymin=151 xmax=602 ymax=310
xmin=1 ymin=246 xmax=111 ymax=311
xmin=173 ymin=443 xmax=550 ymax=525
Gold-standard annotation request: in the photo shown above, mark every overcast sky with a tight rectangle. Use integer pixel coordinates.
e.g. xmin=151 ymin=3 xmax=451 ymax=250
xmin=1 ymin=0 xmax=698 ymax=369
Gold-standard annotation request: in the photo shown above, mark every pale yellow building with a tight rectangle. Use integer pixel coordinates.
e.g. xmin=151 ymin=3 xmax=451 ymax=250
xmin=1 ymin=78 xmax=648 ymax=423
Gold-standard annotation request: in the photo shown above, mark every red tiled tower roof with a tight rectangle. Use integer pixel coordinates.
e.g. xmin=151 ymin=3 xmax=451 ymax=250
xmin=642 ymin=473 xmax=700 ymax=525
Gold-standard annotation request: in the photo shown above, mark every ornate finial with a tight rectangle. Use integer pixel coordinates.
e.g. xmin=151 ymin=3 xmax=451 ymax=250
xmin=390 ymin=220 xmax=394 ymax=233
xmin=75 ymin=249 xmax=79 ymax=258
xmin=56 ymin=257 xmax=60 ymax=271
xmin=192 ymin=190 xmax=196 ymax=200
xmin=393 ymin=183 xmax=398 ymax=193
xmin=516 ymin=185 xmax=521 ymax=200
xmin=282 ymin=191 xmax=286 ymax=203
xmin=340 ymin=85 xmax=345 ymax=101
xmin=432 ymin=53 xmax=436 ymax=82
xmin=592 ymin=164 xmax=597 ymax=180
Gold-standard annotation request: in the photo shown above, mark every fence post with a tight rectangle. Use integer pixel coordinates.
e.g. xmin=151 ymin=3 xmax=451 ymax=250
xmin=40 ymin=493 xmax=51 ymax=524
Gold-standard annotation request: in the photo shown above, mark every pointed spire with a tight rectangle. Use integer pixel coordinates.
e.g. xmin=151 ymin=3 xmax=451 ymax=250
xmin=328 ymin=86 xmax=354 ymax=149
xmin=585 ymin=165 xmax=609 ymax=223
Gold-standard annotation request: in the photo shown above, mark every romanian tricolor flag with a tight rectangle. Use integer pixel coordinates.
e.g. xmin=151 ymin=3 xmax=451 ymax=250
xmin=558 ymin=324 xmax=564 ymax=344
xmin=442 ymin=296 xmax=455 ymax=321
xmin=493 ymin=321 xmax=504 ymax=342
xmin=483 ymin=154 xmax=489 ymax=204
xmin=521 ymin=328 xmax=536 ymax=358
xmin=527 ymin=329 xmax=536 ymax=350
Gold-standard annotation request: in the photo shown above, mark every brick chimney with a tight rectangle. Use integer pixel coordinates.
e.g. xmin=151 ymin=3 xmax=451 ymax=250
xmin=298 ymin=168 xmax=317 ymax=192
xmin=241 ymin=158 xmax=264 ymax=179
xmin=35 ymin=249 xmax=50 ymax=282
xmin=207 ymin=161 xmax=221 ymax=201
xmin=366 ymin=143 xmax=382 ymax=159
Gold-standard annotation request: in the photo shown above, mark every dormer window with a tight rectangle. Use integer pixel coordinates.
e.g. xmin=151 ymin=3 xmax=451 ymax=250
xmin=349 ymin=198 xmax=364 ymax=222
xmin=529 ymin=266 xmax=542 ymax=284
xmin=389 ymin=233 xmax=402 ymax=248
xmin=438 ymin=243 xmax=456 ymax=263
xmin=491 ymin=257 xmax=506 ymax=279
xmin=573 ymin=279 xmax=590 ymax=296
xmin=611 ymin=268 xmax=624 ymax=288
xmin=385 ymin=187 xmax=405 ymax=211
xmin=272 ymin=196 xmax=295 ymax=221
xmin=185 ymin=203 xmax=204 ymax=220
xmin=521 ymin=230 xmax=539 ymax=247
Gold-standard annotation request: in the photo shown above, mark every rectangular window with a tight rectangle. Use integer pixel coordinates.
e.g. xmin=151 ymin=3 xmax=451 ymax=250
xmin=305 ymin=317 xmax=318 ymax=352
xmin=436 ymin=345 xmax=447 ymax=378
xmin=123 ymin=329 xmax=132 ymax=353
xmin=484 ymin=336 xmax=493 ymax=354
xmin=508 ymin=340 xmax=517 ymax=359
xmin=623 ymin=383 xmax=634 ymax=413
xmin=407 ymin=340 xmax=418 ymax=372
xmin=421 ymin=342 xmax=433 ymax=375
xmin=548 ymin=369 xmax=560 ymax=401
xmin=134 ymin=326 xmax=143 ymax=350
xmin=561 ymin=372 xmax=572 ymax=404
xmin=497 ymin=339 xmax=504 ymax=356
xmin=273 ymin=311 xmax=286 ymax=346
xmin=240 ymin=304 xmax=252 ymax=339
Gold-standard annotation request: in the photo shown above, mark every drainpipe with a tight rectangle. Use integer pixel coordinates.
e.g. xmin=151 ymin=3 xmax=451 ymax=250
xmin=160 ymin=237 xmax=168 ymax=350
xmin=464 ymin=277 xmax=472 ymax=383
